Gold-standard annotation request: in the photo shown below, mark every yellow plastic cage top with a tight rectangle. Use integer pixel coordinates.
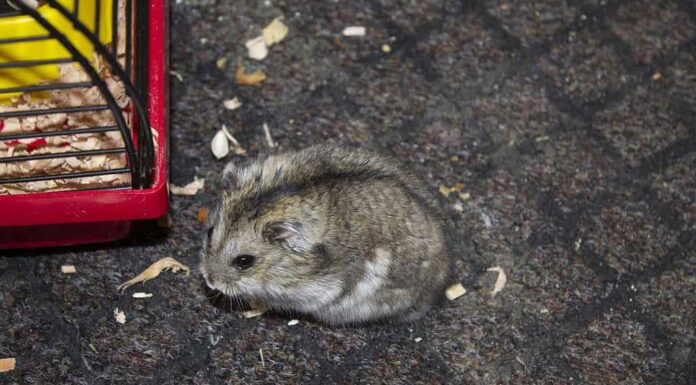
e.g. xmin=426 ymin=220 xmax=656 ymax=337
xmin=0 ymin=0 xmax=114 ymax=102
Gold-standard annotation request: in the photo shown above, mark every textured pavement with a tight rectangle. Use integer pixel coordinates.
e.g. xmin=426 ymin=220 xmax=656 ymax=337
xmin=1 ymin=0 xmax=695 ymax=384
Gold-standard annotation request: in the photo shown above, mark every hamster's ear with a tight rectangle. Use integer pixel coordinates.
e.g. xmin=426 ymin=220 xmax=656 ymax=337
xmin=263 ymin=220 xmax=312 ymax=253
xmin=221 ymin=161 xmax=239 ymax=190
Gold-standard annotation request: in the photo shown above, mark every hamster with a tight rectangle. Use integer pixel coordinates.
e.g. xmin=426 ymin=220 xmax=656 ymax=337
xmin=200 ymin=144 xmax=453 ymax=325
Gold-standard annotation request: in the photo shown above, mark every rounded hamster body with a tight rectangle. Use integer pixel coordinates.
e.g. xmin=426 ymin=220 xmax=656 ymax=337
xmin=200 ymin=145 xmax=453 ymax=325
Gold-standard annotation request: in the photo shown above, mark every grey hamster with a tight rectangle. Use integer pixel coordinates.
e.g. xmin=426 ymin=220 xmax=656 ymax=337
xmin=200 ymin=144 xmax=453 ymax=325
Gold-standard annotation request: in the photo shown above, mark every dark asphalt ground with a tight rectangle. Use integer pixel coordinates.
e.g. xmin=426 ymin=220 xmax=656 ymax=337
xmin=2 ymin=0 xmax=695 ymax=384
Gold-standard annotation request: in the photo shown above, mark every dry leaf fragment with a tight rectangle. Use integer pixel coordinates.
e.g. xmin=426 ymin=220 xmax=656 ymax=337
xmin=487 ymin=266 xmax=507 ymax=297
xmin=445 ymin=283 xmax=467 ymax=300
xmin=61 ymin=265 xmax=77 ymax=274
xmin=114 ymin=308 xmax=126 ymax=324
xmin=132 ymin=292 xmax=153 ymax=299
xmin=211 ymin=129 xmax=230 ymax=159
xmin=117 ymin=257 xmax=191 ymax=293
xmin=170 ymin=177 xmax=205 ymax=196
xmin=0 ymin=358 xmax=16 ymax=373
xmin=342 ymin=26 xmax=366 ymax=36
xmin=245 ymin=35 xmax=269 ymax=60
xmin=223 ymin=97 xmax=242 ymax=110
xmin=198 ymin=208 xmax=209 ymax=223
xmin=235 ymin=63 xmax=267 ymax=85
xmin=262 ymin=17 xmax=289 ymax=46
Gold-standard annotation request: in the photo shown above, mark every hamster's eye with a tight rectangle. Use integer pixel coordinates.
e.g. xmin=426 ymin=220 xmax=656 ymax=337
xmin=233 ymin=254 xmax=255 ymax=270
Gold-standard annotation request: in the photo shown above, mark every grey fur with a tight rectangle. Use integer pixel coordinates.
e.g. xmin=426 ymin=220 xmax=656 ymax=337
xmin=200 ymin=144 xmax=453 ymax=325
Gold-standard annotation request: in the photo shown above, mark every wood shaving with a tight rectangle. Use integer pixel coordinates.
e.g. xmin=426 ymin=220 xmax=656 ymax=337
xmin=216 ymin=57 xmax=227 ymax=70
xmin=452 ymin=183 xmax=465 ymax=192
xmin=414 ymin=337 xmax=423 ymax=343
xmin=263 ymin=123 xmax=276 ymax=148
xmin=245 ymin=36 xmax=269 ymax=61
xmin=0 ymin=357 xmax=16 ymax=373
xmin=113 ymin=308 xmax=126 ymax=324
xmin=259 ymin=349 xmax=265 ymax=367
xmin=287 ymin=319 xmax=299 ymax=326
xmin=221 ymin=124 xmax=247 ymax=155
xmin=223 ymin=97 xmax=242 ymax=110
xmin=535 ymin=135 xmax=550 ymax=142
xmin=170 ymin=70 xmax=184 ymax=82
xmin=117 ymin=257 xmax=190 ymax=293
xmin=132 ymin=292 xmax=153 ymax=299
xmin=169 ymin=177 xmax=205 ymax=196
xmin=445 ymin=283 xmax=467 ymax=300
xmin=487 ymin=266 xmax=507 ymax=297
xmin=242 ymin=308 xmax=267 ymax=318
xmin=235 ymin=62 xmax=267 ymax=85
xmin=342 ymin=26 xmax=366 ymax=36
xmin=459 ymin=192 xmax=471 ymax=201
xmin=438 ymin=185 xmax=452 ymax=197
xmin=211 ymin=129 xmax=230 ymax=159
xmin=262 ymin=17 xmax=289 ymax=46
xmin=198 ymin=207 xmax=209 ymax=223
xmin=61 ymin=265 xmax=77 ymax=274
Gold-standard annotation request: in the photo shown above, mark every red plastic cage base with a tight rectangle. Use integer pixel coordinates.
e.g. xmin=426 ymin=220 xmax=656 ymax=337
xmin=0 ymin=221 xmax=130 ymax=249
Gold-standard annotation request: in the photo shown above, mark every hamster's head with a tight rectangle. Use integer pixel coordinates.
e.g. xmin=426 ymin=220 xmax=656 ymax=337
xmin=200 ymin=161 xmax=331 ymax=304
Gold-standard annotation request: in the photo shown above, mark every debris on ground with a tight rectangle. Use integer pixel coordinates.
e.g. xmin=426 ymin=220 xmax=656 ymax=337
xmin=414 ymin=337 xmax=423 ymax=343
xmin=262 ymin=17 xmax=289 ymax=46
xmin=487 ymin=266 xmax=507 ymax=297
xmin=245 ymin=36 xmax=269 ymax=60
xmin=243 ymin=308 xmax=267 ymax=318
xmin=61 ymin=265 xmax=77 ymax=274
xmin=211 ymin=129 xmax=230 ymax=159
xmin=287 ymin=319 xmax=299 ymax=326
xmin=0 ymin=358 xmax=15 ymax=373
xmin=342 ymin=26 xmax=366 ymax=36
xmin=132 ymin=292 xmax=153 ymax=299
xmin=221 ymin=124 xmax=247 ymax=155
xmin=459 ymin=192 xmax=471 ymax=201
xmin=169 ymin=70 xmax=184 ymax=82
xmin=235 ymin=62 xmax=267 ymax=85
xmin=113 ymin=308 xmax=126 ymax=324
xmin=216 ymin=57 xmax=227 ymax=70
xmin=445 ymin=283 xmax=467 ymax=300
xmin=381 ymin=44 xmax=391 ymax=53
xmin=535 ymin=135 xmax=550 ymax=142
xmin=169 ymin=177 xmax=205 ymax=196
xmin=223 ymin=97 xmax=242 ymax=110
xmin=117 ymin=257 xmax=191 ymax=293
xmin=263 ymin=123 xmax=276 ymax=148
xmin=652 ymin=72 xmax=662 ymax=81
xmin=197 ymin=208 xmax=209 ymax=223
